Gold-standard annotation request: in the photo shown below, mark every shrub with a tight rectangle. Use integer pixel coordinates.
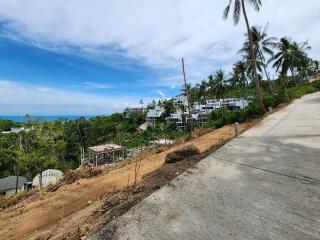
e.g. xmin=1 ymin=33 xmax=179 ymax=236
xmin=263 ymin=95 xmax=277 ymax=109
xmin=312 ymin=80 xmax=320 ymax=90
xmin=209 ymin=119 xmax=225 ymax=128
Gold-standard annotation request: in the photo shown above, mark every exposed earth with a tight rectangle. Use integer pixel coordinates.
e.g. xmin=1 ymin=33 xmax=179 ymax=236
xmin=0 ymin=119 xmax=256 ymax=240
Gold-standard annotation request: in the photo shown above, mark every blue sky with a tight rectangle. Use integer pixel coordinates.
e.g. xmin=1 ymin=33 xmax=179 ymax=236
xmin=0 ymin=36 xmax=179 ymax=115
xmin=0 ymin=0 xmax=319 ymax=115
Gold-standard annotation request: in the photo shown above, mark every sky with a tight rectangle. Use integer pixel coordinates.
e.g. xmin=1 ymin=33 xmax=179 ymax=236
xmin=0 ymin=0 xmax=319 ymax=115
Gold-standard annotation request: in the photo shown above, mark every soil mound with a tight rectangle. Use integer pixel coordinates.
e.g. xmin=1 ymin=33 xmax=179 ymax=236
xmin=165 ymin=145 xmax=200 ymax=164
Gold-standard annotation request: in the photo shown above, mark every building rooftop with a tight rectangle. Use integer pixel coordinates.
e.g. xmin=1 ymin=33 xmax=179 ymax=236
xmin=146 ymin=107 xmax=164 ymax=118
xmin=88 ymin=144 xmax=124 ymax=153
xmin=0 ymin=176 xmax=27 ymax=192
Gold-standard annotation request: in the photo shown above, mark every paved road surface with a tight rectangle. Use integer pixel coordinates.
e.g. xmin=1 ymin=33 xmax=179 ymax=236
xmin=92 ymin=92 xmax=320 ymax=240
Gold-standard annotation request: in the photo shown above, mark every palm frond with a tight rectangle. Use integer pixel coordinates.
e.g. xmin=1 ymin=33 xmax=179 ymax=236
xmin=249 ymin=0 xmax=262 ymax=11
xmin=233 ymin=0 xmax=241 ymax=24
xmin=223 ymin=0 xmax=232 ymax=19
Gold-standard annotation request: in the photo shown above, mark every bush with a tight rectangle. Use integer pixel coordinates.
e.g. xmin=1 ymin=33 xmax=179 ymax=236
xmin=209 ymin=108 xmax=236 ymax=127
xmin=312 ymin=80 xmax=320 ymax=90
xmin=263 ymin=95 xmax=277 ymax=109
xmin=209 ymin=119 xmax=225 ymax=128
xmin=286 ymin=85 xmax=316 ymax=100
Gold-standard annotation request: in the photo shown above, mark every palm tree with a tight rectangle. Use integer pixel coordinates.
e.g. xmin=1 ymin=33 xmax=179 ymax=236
xmin=270 ymin=37 xmax=311 ymax=85
xmin=195 ymin=80 xmax=209 ymax=109
xmin=229 ymin=60 xmax=248 ymax=88
xmin=223 ymin=0 xmax=266 ymax=113
xmin=269 ymin=37 xmax=292 ymax=79
xmin=207 ymin=74 xmax=215 ymax=99
xmin=213 ymin=69 xmax=227 ymax=99
xmin=239 ymin=25 xmax=277 ymax=94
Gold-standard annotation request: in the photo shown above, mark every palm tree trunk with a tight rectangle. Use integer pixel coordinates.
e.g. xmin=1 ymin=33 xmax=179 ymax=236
xmin=263 ymin=63 xmax=274 ymax=95
xmin=182 ymin=58 xmax=192 ymax=137
xmin=241 ymin=0 xmax=266 ymax=113
xmin=258 ymin=51 xmax=274 ymax=95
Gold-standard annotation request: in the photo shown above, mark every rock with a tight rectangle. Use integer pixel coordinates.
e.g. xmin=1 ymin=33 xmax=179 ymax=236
xmin=165 ymin=145 xmax=200 ymax=164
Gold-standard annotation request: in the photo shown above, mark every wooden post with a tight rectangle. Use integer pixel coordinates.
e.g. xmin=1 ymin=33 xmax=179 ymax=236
xmin=15 ymin=134 xmax=22 ymax=194
xmin=182 ymin=58 xmax=192 ymax=138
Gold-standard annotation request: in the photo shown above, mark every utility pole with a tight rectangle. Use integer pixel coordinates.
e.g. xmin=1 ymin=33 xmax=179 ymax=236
xmin=15 ymin=134 xmax=22 ymax=194
xmin=182 ymin=58 xmax=192 ymax=138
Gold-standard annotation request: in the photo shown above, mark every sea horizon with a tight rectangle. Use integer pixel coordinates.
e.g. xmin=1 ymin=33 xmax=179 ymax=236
xmin=0 ymin=115 xmax=100 ymax=122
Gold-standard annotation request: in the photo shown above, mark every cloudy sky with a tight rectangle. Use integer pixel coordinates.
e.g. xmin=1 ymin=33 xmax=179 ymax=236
xmin=0 ymin=0 xmax=319 ymax=115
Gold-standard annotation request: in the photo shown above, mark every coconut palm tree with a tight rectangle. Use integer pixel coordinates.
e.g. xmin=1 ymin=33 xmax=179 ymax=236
xmin=195 ymin=80 xmax=208 ymax=104
xmin=213 ymin=69 xmax=227 ymax=99
xmin=270 ymin=37 xmax=311 ymax=85
xmin=207 ymin=74 xmax=215 ymax=99
xmin=229 ymin=60 xmax=248 ymax=88
xmin=223 ymin=0 xmax=266 ymax=113
xmin=239 ymin=25 xmax=277 ymax=94
xmin=269 ymin=37 xmax=292 ymax=78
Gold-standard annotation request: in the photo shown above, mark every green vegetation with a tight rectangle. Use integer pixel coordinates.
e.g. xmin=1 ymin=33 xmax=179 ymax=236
xmin=207 ymin=82 xmax=320 ymax=128
xmin=0 ymin=111 xmax=186 ymax=179
xmin=1 ymin=79 xmax=318 ymax=179
xmin=0 ymin=119 xmax=21 ymax=132
xmin=1 ymin=0 xmax=320 ymax=181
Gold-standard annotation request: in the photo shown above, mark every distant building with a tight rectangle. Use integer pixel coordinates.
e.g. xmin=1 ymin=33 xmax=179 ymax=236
xmin=124 ymin=107 xmax=146 ymax=114
xmin=222 ymin=98 xmax=249 ymax=111
xmin=173 ymin=95 xmax=188 ymax=108
xmin=166 ymin=111 xmax=185 ymax=130
xmin=0 ymin=176 xmax=27 ymax=196
xmin=146 ymin=106 xmax=165 ymax=126
xmin=205 ymin=100 xmax=222 ymax=110
xmin=167 ymin=97 xmax=251 ymax=130
xmin=32 ymin=169 xmax=63 ymax=188
xmin=1 ymin=127 xmax=25 ymax=134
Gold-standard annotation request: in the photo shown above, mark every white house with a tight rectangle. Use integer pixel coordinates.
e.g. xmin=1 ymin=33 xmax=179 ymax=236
xmin=173 ymin=95 xmax=188 ymax=109
xmin=222 ymin=98 xmax=249 ymax=111
xmin=124 ymin=107 xmax=146 ymax=114
xmin=1 ymin=127 xmax=25 ymax=134
xmin=146 ymin=106 xmax=165 ymax=126
xmin=0 ymin=176 xmax=27 ymax=196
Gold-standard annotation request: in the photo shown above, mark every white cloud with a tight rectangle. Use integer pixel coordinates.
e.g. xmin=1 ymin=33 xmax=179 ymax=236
xmin=155 ymin=90 xmax=166 ymax=99
xmin=80 ymin=81 xmax=111 ymax=89
xmin=0 ymin=0 xmax=319 ymax=83
xmin=0 ymin=80 xmax=139 ymax=115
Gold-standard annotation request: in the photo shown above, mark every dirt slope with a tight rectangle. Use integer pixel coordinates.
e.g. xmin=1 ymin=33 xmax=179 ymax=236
xmin=0 ymin=122 xmax=254 ymax=240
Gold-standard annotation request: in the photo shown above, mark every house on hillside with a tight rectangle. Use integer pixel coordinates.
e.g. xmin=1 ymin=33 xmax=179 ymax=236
xmin=166 ymin=97 xmax=252 ymax=130
xmin=1 ymin=127 xmax=25 ymax=134
xmin=222 ymin=98 xmax=249 ymax=112
xmin=124 ymin=107 xmax=146 ymax=114
xmin=145 ymin=106 xmax=165 ymax=126
xmin=173 ymin=95 xmax=188 ymax=109
xmin=0 ymin=176 xmax=27 ymax=196
xmin=88 ymin=144 xmax=126 ymax=166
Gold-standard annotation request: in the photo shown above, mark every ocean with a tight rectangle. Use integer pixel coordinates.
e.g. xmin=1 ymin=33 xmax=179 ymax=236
xmin=0 ymin=115 xmax=97 ymax=122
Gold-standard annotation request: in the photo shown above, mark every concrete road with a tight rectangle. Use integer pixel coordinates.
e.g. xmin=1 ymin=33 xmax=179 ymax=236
xmin=92 ymin=92 xmax=320 ymax=240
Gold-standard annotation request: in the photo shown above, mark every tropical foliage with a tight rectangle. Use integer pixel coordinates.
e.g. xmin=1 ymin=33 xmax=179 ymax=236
xmin=1 ymin=0 xmax=320 ymax=181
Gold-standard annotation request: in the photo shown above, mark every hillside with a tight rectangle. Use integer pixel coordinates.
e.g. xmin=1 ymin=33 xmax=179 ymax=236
xmin=0 ymin=121 xmax=256 ymax=240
